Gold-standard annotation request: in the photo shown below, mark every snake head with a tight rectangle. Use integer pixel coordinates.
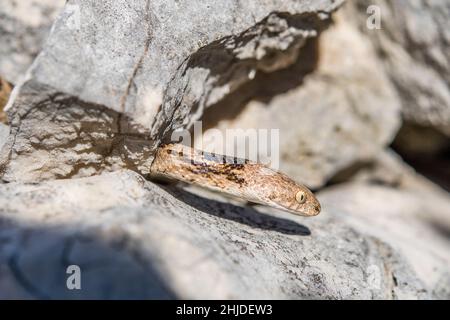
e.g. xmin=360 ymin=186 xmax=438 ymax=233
xmin=267 ymin=185 xmax=321 ymax=216
xmin=255 ymin=167 xmax=321 ymax=216
xmin=289 ymin=187 xmax=321 ymax=216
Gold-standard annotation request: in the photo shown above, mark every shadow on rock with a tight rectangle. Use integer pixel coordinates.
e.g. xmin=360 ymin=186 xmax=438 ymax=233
xmin=0 ymin=217 xmax=175 ymax=299
xmin=162 ymin=184 xmax=311 ymax=236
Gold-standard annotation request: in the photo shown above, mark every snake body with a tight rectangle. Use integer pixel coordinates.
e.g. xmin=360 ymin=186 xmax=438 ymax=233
xmin=150 ymin=143 xmax=321 ymax=216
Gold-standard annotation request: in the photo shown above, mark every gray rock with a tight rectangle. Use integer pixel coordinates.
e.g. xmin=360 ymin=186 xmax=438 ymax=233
xmin=0 ymin=0 xmax=344 ymax=183
xmin=0 ymin=124 xmax=9 ymax=151
xmin=0 ymin=170 xmax=430 ymax=299
xmin=0 ymin=0 xmax=447 ymax=300
xmin=346 ymin=0 xmax=450 ymax=135
xmin=197 ymin=12 xmax=402 ymax=188
xmin=0 ymin=0 xmax=64 ymax=84
xmin=318 ymin=156 xmax=450 ymax=299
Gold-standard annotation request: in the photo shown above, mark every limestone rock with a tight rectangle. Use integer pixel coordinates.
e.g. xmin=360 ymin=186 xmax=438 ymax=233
xmin=346 ymin=0 xmax=450 ymax=135
xmin=0 ymin=0 xmax=344 ymax=183
xmin=0 ymin=0 xmax=64 ymax=84
xmin=0 ymin=170 xmax=430 ymax=299
xmin=0 ymin=0 xmax=448 ymax=301
xmin=0 ymin=124 xmax=9 ymax=150
xmin=318 ymin=152 xmax=450 ymax=299
xmin=196 ymin=11 xmax=401 ymax=188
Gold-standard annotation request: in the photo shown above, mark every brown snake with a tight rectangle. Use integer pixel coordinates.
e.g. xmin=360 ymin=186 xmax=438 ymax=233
xmin=150 ymin=143 xmax=321 ymax=216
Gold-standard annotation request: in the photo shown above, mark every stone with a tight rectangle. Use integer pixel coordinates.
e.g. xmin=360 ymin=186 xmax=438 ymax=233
xmin=0 ymin=0 xmax=448 ymax=300
xmin=0 ymin=0 xmax=64 ymax=84
xmin=0 ymin=170 xmax=430 ymax=299
xmin=196 ymin=11 xmax=401 ymax=188
xmin=318 ymin=150 xmax=450 ymax=299
xmin=346 ymin=0 xmax=450 ymax=135
xmin=0 ymin=0 xmax=344 ymax=183
xmin=0 ymin=124 xmax=9 ymax=150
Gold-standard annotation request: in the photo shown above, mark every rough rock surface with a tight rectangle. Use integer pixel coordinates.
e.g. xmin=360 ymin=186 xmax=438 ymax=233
xmin=347 ymin=0 xmax=450 ymax=135
xmin=0 ymin=0 xmax=448 ymax=300
xmin=318 ymin=156 xmax=450 ymax=298
xmin=0 ymin=0 xmax=344 ymax=183
xmin=0 ymin=170 xmax=430 ymax=299
xmin=0 ymin=0 xmax=64 ymax=84
xmin=0 ymin=124 xmax=8 ymax=150
xmin=197 ymin=11 xmax=401 ymax=188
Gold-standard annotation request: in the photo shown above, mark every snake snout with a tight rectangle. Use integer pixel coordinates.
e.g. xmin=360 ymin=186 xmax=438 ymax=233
xmin=313 ymin=203 xmax=321 ymax=215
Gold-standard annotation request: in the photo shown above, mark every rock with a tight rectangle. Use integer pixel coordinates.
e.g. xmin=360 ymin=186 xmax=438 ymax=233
xmin=0 ymin=0 xmax=448 ymax=300
xmin=318 ymin=158 xmax=450 ymax=299
xmin=0 ymin=170 xmax=430 ymax=299
xmin=196 ymin=11 xmax=401 ymax=188
xmin=346 ymin=0 xmax=450 ymax=192
xmin=0 ymin=0 xmax=344 ymax=183
xmin=329 ymin=148 xmax=433 ymax=188
xmin=0 ymin=0 xmax=64 ymax=84
xmin=346 ymin=0 xmax=450 ymax=135
xmin=0 ymin=124 xmax=9 ymax=150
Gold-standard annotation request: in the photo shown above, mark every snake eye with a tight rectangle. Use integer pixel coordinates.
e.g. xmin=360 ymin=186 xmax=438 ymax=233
xmin=296 ymin=191 xmax=307 ymax=204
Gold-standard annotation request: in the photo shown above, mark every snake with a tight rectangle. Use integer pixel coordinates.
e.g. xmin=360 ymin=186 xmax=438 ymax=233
xmin=150 ymin=143 xmax=321 ymax=216
xmin=0 ymin=78 xmax=12 ymax=124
